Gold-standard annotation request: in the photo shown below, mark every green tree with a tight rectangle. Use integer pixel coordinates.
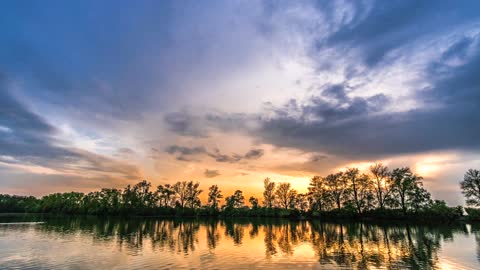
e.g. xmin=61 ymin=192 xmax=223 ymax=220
xmin=263 ymin=178 xmax=276 ymax=208
xmin=460 ymin=169 xmax=480 ymax=206
xmin=207 ymin=185 xmax=223 ymax=210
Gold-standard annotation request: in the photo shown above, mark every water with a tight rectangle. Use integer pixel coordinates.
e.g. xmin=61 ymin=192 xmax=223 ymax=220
xmin=0 ymin=215 xmax=479 ymax=269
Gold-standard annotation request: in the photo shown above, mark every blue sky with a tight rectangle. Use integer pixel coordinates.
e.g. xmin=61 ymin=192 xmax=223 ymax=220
xmin=1 ymin=0 xmax=480 ymax=204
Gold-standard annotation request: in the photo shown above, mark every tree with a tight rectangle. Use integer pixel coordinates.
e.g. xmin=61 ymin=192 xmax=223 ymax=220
xmin=325 ymin=172 xmax=348 ymax=210
xmin=344 ymin=168 xmax=374 ymax=214
xmin=390 ymin=167 xmax=423 ymax=214
xmin=460 ymin=169 xmax=480 ymax=206
xmin=249 ymin=196 xmax=259 ymax=208
xmin=263 ymin=178 xmax=276 ymax=208
xmin=226 ymin=190 xmax=245 ymax=209
xmin=185 ymin=181 xmax=202 ymax=208
xmin=370 ymin=163 xmax=391 ymax=209
xmin=294 ymin=193 xmax=309 ymax=212
xmin=308 ymin=176 xmax=331 ymax=212
xmin=207 ymin=185 xmax=223 ymax=210
xmin=173 ymin=181 xmax=188 ymax=208
xmin=408 ymin=185 xmax=432 ymax=213
xmin=122 ymin=180 xmax=155 ymax=209
xmin=275 ymin=182 xmax=296 ymax=209
xmin=157 ymin=184 xmax=175 ymax=207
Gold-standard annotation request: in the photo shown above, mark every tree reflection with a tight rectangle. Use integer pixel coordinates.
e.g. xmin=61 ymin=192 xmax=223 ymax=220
xmin=206 ymin=220 xmax=220 ymax=250
xmin=224 ymin=220 xmax=245 ymax=245
xmin=24 ymin=216 xmax=472 ymax=268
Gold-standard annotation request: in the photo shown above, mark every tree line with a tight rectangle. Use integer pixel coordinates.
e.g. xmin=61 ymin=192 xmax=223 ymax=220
xmin=2 ymin=163 xmax=480 ymax=221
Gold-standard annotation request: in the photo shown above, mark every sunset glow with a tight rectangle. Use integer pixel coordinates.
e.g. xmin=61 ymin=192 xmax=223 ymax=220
xmin=1 ymin=1 xmax=480 ymax=207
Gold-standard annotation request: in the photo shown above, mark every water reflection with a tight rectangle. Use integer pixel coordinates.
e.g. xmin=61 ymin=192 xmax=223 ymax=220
xmin=0 ymin=216 xmax=479 ymax=269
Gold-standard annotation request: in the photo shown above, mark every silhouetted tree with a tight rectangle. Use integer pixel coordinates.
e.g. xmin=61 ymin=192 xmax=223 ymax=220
xmin=294 ymin=193 xmax=309 ymax=212
xmin=390 ymin=168 xmax=424 ymax=214
xmin=408 ymin=185 xmax=432 ymax=213
xmin=460 ymin=169 xmax=480 ymax=206
xmin=185 ymin=181 xmax=202 ymax=208
xmin=207 ymin=185 xmax=223 ymax=210
xmin=249 ymin=196 xmax=259 ymax=208
xmin=275 ymin=183 xmax=296 ymax=209
xmin=344 ymin=168 xmax=375 ymax=214
xmin=370 ymin=163 xmax=391 ymax=209
xmin=157 ymin=184 xmax=175 ymax=207
xmin=226 ymin=190 xmax=245 ymax=209
xmin=325 ymin=172 xmax=348 ymax=210
xmin=173 ymin=181 xmax=188 ymax=208
xmin=263 ymin=178 xmax=276 ymax=208
xmin=308 ymin=176 xmax=331 ymax=212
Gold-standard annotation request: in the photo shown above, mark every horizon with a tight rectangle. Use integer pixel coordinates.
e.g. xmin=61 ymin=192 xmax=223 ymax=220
xmin=2 ymin=1 xmax=480 ymax=206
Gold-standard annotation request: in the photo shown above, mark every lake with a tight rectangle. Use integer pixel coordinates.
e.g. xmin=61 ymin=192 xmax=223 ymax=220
xmin=0 ymin=215 xmax=479 ymax=269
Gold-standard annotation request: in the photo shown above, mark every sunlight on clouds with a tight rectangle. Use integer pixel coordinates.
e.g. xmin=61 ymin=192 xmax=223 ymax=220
xmin=0 ymin=160 xmax=62 ymax=175
xmin=413 ymin=152 xmax=460 ymax=178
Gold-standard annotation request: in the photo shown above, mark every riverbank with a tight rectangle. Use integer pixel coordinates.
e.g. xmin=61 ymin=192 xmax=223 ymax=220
xmin=1 ymin=204 xmax=475 ymax=224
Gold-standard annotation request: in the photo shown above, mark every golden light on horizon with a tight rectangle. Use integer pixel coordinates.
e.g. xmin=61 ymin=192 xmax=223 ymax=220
xmin=413 ymin=152 xmax=458 ymax=177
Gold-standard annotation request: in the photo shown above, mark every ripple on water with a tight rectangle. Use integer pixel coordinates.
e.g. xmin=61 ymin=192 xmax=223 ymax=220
xmin=0 ymin=217 xmax=479 ymax=269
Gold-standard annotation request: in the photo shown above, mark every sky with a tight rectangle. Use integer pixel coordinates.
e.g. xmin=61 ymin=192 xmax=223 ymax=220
xmin=1 ymin=0 xmax=480 ymax=205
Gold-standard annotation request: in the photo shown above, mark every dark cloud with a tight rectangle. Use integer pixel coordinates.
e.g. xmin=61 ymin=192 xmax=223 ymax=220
xmin=204 ymin=169 xmax=220 ymax=178
xmin=161 ymin=32 xmax=480 ymax=161
xmin=244 ymin=149 xmax=264 ymax=160
xmin=165 ymin=145 xmax=264 ymax=163
xmin=207 ymin=149 xmax=243 ymax=163
xmin=164 ymin=145 xmax=207 ymax=161
xmin=255 ymin=34 xmax=480 ymax=159
xmin=165 ymin=145 xmax=207 ymax=155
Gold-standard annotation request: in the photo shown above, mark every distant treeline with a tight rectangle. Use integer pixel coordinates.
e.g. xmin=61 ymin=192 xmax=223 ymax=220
xmin=2 ymin=164 xmax=480 ymax=221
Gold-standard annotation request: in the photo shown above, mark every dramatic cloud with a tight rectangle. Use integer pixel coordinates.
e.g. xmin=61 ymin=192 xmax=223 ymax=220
xmin=256 ymin=34 xmax=480 ymax=159
xmin=0 ymin=75 xmax=141 ymax=182
xmin=1 ymin=0 xmax=480 ymax=204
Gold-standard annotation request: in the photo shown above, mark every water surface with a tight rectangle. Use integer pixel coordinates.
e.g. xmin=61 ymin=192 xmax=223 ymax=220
xmin=0 ymin=215 xmax=479 ymax=269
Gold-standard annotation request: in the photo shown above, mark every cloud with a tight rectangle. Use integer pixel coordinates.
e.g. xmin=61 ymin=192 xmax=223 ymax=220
xmin=322 ymin=1 xmax=480 ymax=67
xmin=165 ymin=145 xmax=265 ymax=163
xmin=161 ymin=31 xmax=480 ymax=162
xmin=164 ymin=112 xmax=209 ymax=138
xmin=204 ymin=169 xmax=220 ymax=178
xmin=164 ymin=145 xmax=207 ymax=161
xmin=244 ymin=149 xmax=265 ymax=160
xmin=254 ymin=34 xmax=480 ymax=159
xmin=0 ymin=76 xmax=141 ymax=180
